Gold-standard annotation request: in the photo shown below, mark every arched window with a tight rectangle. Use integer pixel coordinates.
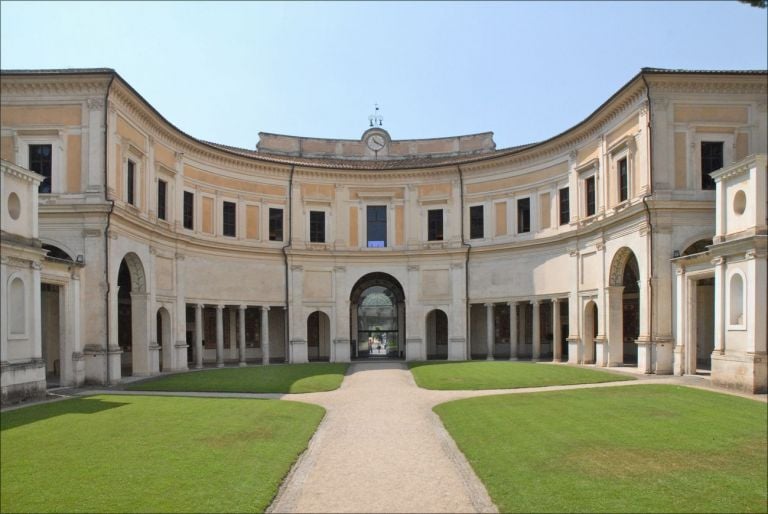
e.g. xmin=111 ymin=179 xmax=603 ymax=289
xmin=9 ymin=277 xmax=26 ymax=335
xmin=729 ymin=273 xmax=745 ymax=327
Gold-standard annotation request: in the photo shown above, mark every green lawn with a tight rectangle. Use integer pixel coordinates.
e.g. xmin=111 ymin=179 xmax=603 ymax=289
xmin=1 ymin=395 xmax=324 ymax=513
xmin=435 ymin=385 xmax=768 ymax=513
xmin=127 ymin=363 xmax=348 ymax=393
xmin=409 ymin=361 xmax=634 ymax=390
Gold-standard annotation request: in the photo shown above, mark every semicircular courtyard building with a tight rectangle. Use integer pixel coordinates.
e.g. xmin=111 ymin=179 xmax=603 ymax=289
xmin=1 ymin=68 xmax=766 ymax=403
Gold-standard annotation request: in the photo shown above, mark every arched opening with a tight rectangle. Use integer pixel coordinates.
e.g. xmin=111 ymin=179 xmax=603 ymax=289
xmin=350 ymin=273 xmax=405 ymax=360
xmin=729 ymin=273 xmax=744 ymax=326
xmin=9 ymin=277 xmax=25 ymax=335
xmin=608 ymin=247 xmax=641 ymax=366
xmin=156 ymin=307 xmax=171 ymax=372
xmin=583 ymin=301 xmax=598 ymax=364
xmin=41 ymin=283 xmax=62 ymax=386
xmin=307 ymin=311 xmax=331 ymax=362
xmin=426 ymin=309 xmax=448 ymax=360
xmin=117 ymin=253 xmax=148 ymax=377
xmin=42 ymin=244 xmax=74 ymax=262
xmin=682 ymin=238 xmax=713 ymax=256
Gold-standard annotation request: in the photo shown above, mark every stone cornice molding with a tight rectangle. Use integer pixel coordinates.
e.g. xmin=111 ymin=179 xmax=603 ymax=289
xmin=645 ymin=75 xmax=767 ymax=95
xmin=1 ymin=160 xmax=44 ymax=183
xmin=0 ymin=75 xmax=112 ymax=98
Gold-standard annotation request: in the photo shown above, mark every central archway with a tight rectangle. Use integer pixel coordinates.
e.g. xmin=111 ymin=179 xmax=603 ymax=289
xmin=350 ymin=273 xmax=405 ymax=360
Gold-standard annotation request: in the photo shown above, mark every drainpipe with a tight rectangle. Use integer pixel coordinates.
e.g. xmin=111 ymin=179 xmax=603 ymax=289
xmin=641 ymin=73 xmax=655 ymax=373
xmin=282 ymin=165 xmax=295 ymax=363
xmin=458 ymin=165 xmax=471 ymax=360
xmin=103 ymin=73 xmax=115 ymax=385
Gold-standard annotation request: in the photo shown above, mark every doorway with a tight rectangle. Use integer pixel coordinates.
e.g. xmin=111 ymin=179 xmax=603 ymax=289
xmin=350 ymin=273 xmax=405 ymax=360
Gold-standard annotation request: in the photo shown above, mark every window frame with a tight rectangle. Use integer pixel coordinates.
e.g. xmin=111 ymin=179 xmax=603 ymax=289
xmin=222 ymin=200 xmax=237 ymax=237
xmin=559 ymin=186 xmax=570 ymax=225
xmin=268 ymin=207 xmax=284 ymax=242
xmin=366 ymin=205 xmax=388 ymax=248
xmin=427 ymin=208 xmax=444 ymax=241
xmin=309 ymin=210 xmax=326 ymax=243
xmin=28 ymin=143 xmax=54 ymax=194
xmin=516 ymin=197 xmax=531 ymax=234
xmin=617 ymin=157 xmax=629 ymax=203
xmin=182 ymin=190 xmax=195 ymax=231
xmin=700 ymin=141 xmax=724 ymax=191
xmin=584 ymin=175 xmax=596 ymax=218
xmin=469 ymin=204 xmax=484 ymax=240
xmin=157 ymin=179 xmax=167 ymax=221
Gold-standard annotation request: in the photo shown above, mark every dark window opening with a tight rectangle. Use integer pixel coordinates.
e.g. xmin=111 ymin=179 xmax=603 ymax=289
xmin=469 ymin=205 xmax=484 ymax=239
xmin=183 ymin=191 xmax=194 ymax=229
xmin=29 ymin=144 xmax=53 ymax=194
xmin=223 ymin=201 xmax=236 ymax=237
xmin=157 ymin=180 xmax=167 ymax=220
xmin=618 ymin=158 xmax=628 ymax=202
xmin=269 ymin=208 xmax=283 ymax=241
xmin=428 ymin=209 xmax=443 ymax=241
xmin=309 ymin=211 xmax=325 ymax=243
xmin=559 ymin=187 xmax=570 ymax=225
xmin=367 ymin=205 xmax=387 ymax=247
xmin=126 ymin=160 xmax=136 ymax=205
xmin=517 ymin=198 xmax=530 ymax=233
xmin=585 ymin=176 xmax=596 ymax=217
xmin=701 ymin=141 xmax=723 ymax=190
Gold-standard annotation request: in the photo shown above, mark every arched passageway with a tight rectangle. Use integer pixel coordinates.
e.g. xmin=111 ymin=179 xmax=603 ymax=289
xmin=156 ymin=307 xmax=171 ymax=371
xmin=426 ymin=309 xmax=448 ymax=360
xmin=308 ymin=311 xmax=331 ymax=362
xmin=350 ymin=273 xmax=405 ymax=360
xmin=608 ymin=247 xmax=641 ymax=365
xmin=117 ymin=253 xmax=149 ymax=376
xmin=583 ymin=301 xmax=598 ymax=364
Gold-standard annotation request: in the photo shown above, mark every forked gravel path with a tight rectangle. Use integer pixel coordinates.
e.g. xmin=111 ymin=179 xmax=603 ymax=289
xmin=44 ymin=362 xmax=764 ymax=513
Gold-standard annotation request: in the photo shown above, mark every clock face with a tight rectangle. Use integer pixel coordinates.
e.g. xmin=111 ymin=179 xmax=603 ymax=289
xmin=366 ymin=134 xmax=386 ymax=151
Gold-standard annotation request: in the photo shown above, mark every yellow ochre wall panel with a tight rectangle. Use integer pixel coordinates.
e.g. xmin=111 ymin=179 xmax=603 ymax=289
xmin=577 ymin=142 xmax=600 ymax=165
xmin=606 ymin=118 xmax=638 ymax=149
xmin=467 ymin=162 xmax=568 ymax=195
xmin=735 ymin=133 xmax=749 ymax=161
xmin=1 ymin=136 xmax=13 ymax=161
xmin=0 ymin=105 xmax=81 ymax=126
xmin=673 ymin=105 xmax=748 ymax=124
xmin=395 ymin=205 xmax=404 ymax=246
xmin=418 ymin=183 xmax=452 ymax=198
xmin=115 ymin=143 xmax=123 ymax=198
xmin=674 ymin=133 xmax=687 ymax=189
xmin=349 ymin=188 xmax=405 ymax=200
xmin=246 ymin=205 xmax=259 ymax=239
xmin=184 ymin=165 xmax=286 ymax=197
xmin=349 ymin=207 xmax=359 ymax=247
xmin=301 ymin=183 xmax=335 ymax=199
xmin=154 ymin=143 xmax=176 ymax=169
xmin=67 ymin=135 xmax=81 ymax=192
xmin=495 ymin=202 xmax=507 ymax=236
xmin=539 ymin=193 xmax=551 ymax=229
xmin=117 ymin=117 xmax=146 ymax=150
xmin=202 ymin=197 xmax=213 ymax=234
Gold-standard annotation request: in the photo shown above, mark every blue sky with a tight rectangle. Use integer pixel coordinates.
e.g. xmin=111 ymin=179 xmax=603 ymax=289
xmin=2 ymin=1 xmax=766 ymax=150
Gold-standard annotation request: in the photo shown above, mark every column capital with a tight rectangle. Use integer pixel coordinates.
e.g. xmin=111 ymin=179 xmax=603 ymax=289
xmin=262 ymin=305 xmax=271 ymax=311
xmin=484 ymin=302 xmax=495 ymax=308
xmin=216 ymin=304 xmax=225 ymax=311
xmin=239 ymin=304 xmax=247 ymax=311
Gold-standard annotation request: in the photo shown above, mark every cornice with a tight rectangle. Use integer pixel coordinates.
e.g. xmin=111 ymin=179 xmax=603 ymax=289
xmin=645 ymin=74 xmax=768 ymax=95
xmin=0 ymin=74 xmax=112 ymax=98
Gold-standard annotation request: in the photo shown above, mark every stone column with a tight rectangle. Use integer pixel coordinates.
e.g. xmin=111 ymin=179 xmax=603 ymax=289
xmin=238 ymin=305 xmax=247 ymax=367
xmin=215 ymin=304 xmax=224 ymax=368
xmin=195 ymin=304 xmax=203 ymax=369
xmin=508 ymin=302 xmax=518 ymax=361
xmin=552 ymin=299 xmax=561 ymax=362
xmin=606 ymin=286 xmax=624 ymax=366
xmin=485 ymin=303 xmax=495 ymax=360
xmin=713 ymin=257 xmax=725 ymax=354
xmin=31 ymin=262 xmax=42 ymax=359
xmin=261 ymin=306 xmax=270 ymax=365
xmin=519 ymin=303 xmax=528 ymax=358
xmin=673 ymin=267 xmax=686 ymax=376
xmin=532 ymin=300 xmax=541 ymax=361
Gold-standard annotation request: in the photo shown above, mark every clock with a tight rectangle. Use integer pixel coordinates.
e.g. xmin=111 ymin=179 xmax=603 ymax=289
xmin=366 ymin=134 xmax=386 ymax=151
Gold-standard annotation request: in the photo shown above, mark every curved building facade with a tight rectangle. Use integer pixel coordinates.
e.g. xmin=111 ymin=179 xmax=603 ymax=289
xmin=1 ymin=67 xmax=766 ymax=402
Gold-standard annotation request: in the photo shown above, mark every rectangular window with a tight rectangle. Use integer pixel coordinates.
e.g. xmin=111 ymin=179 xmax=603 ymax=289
xmin=126 ymin=160 xmax=136 ymax=205
xmin=469 ymin=205 xmax=484 ymax=239
xmin=517 ymin=198 xmax=531 ymax=233
xmin=428 ymin=209 xmax=443 ymax=241
xmin=701 ymin=141 xmax=723 ymax=190
xmin=269 ymin=208 xmax=283 ymax=241
xmin=223 ymin=201 xmax=236 ymax=237
xmin=559 ymin=187 xmax=570 ymax=225
xmin=309 ymin=211 xmax=325 ymax=243
xmin=183 ymin=191 xmax=194 ymax=230
xmin=585 ymin=176 xmax=596 ymax=217
xmin=366 ymin=205 xmax=387 ymax=247
xmin=157 ymin=180 xmax=167 ymax=220
xmin=29 ymin=144 xmax=52 ymax=194
xmin=618 ymin=158 xmax=628 ymax=202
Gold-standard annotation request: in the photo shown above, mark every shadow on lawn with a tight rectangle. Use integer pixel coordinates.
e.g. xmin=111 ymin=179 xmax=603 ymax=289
xmin=1 ymin=397 xmax=129 ymax=431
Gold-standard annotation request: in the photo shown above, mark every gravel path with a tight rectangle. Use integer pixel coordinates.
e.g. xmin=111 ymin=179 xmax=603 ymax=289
xmin=268 ymin=361 xmax=497 ymax=513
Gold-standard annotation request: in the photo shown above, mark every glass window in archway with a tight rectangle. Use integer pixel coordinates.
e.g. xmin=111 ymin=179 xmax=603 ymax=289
xmin=357 ymin=286 xmax=398 ymax=357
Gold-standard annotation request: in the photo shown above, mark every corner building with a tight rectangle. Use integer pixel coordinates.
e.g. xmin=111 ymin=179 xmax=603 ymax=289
xmin=1 ymin=68 xmax=766 ymax=402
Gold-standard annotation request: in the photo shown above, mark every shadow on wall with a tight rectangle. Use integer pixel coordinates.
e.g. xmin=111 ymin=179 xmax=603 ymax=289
xmin=1 ymin=397 xmax=129 ymax=432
